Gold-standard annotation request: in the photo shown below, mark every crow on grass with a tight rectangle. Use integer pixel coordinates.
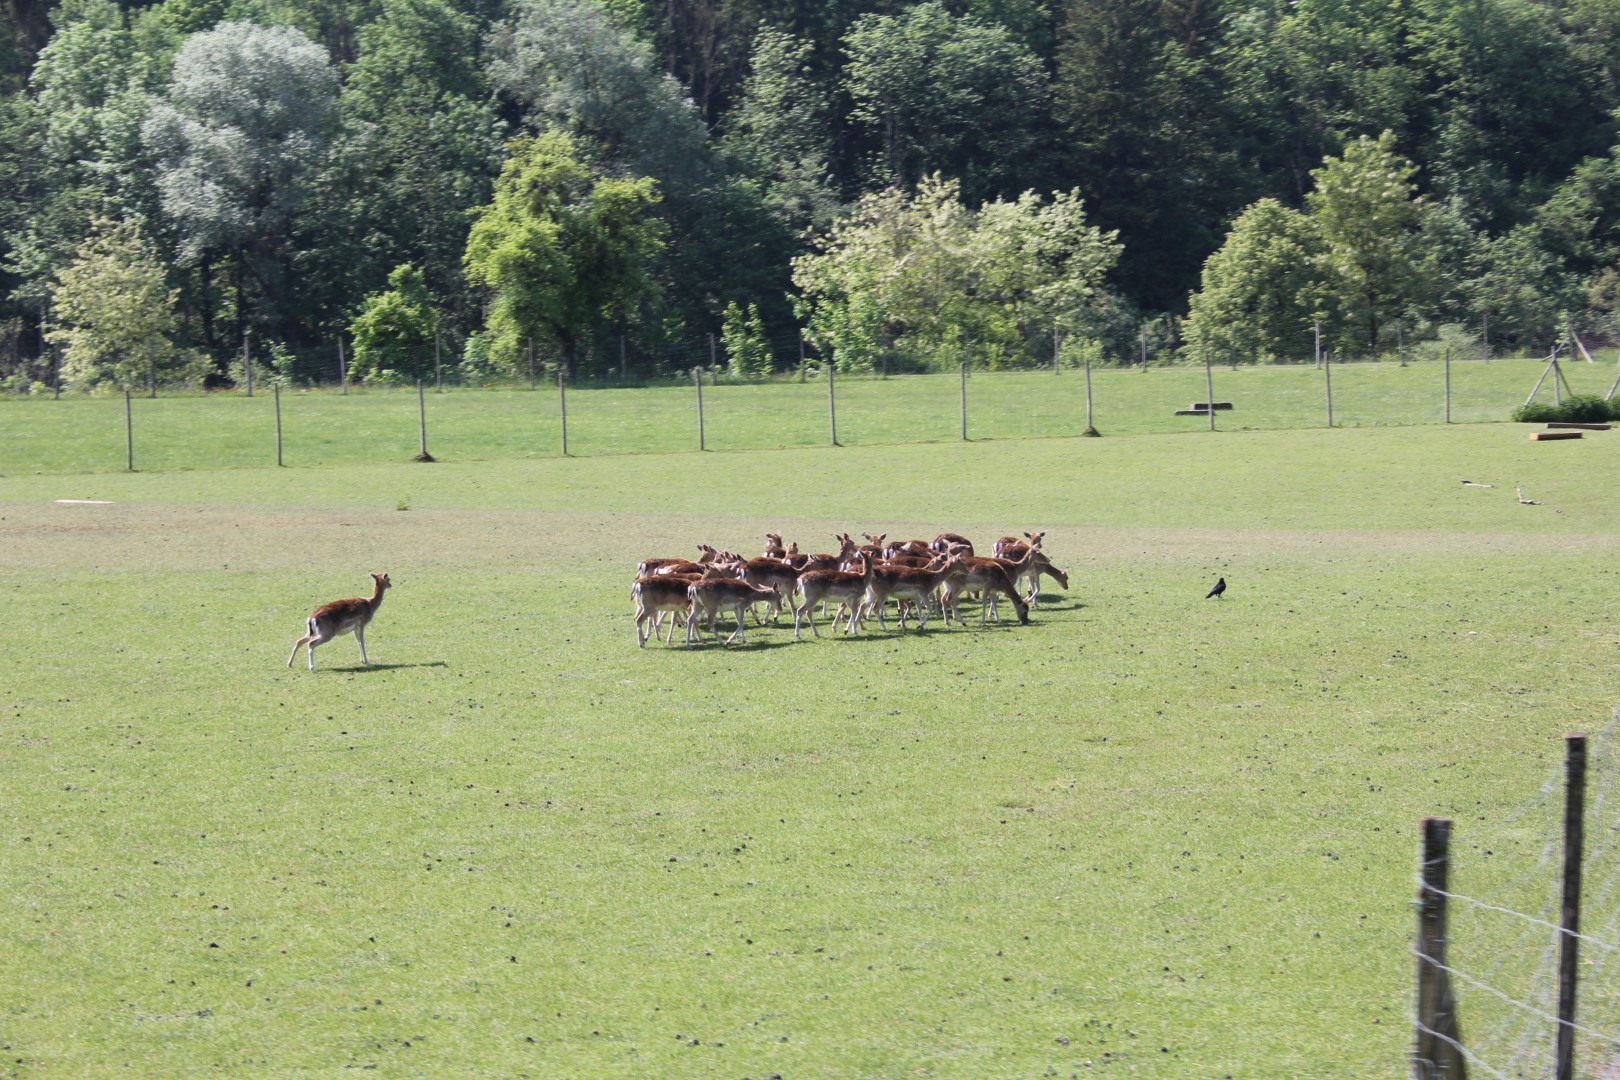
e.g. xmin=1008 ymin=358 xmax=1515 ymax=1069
xmin=1205 ymin=577 xmax=1226 ymax=600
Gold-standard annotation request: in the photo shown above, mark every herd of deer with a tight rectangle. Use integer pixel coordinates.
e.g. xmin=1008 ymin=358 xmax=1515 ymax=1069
xmin=631 ymin=530 xmax=1070 ymax=647
xmin=282 ymin=531 xmax=1069 ymax=670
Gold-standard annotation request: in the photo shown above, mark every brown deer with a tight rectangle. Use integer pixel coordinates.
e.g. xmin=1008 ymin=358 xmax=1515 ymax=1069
xmin=631 ymin=574 xmax=700 ymax=646
xmin=863 ymin=552 xmax=961 ymax=632
xmin=792 ymin=553 xmax=872 ymax=639
xmin=287 ymin=573 xmax=391 ymax=671
xmin=942 ymin=553 xmax=1031 ymax=625
xmin=734 ymin=556 xmax=800 ymax=624
xmin=685 ymin=578 xmax=783 ymax=646
xmin=932 ymin=532 xmax=974 ymax=556
xmin=992 ymin=530 xmax=1046 ymax=560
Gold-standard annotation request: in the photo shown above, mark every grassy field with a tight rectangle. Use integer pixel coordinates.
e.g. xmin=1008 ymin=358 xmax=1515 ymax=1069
xmin=3 ymin=356 xmax=1618 ymax=474
xmin=2 ymin=417 xmax=1618 ymax=1077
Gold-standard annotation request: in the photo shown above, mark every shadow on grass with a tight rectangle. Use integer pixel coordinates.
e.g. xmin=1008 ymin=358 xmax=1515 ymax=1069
xmin=318 ymin=661 xmax=450 ymax=673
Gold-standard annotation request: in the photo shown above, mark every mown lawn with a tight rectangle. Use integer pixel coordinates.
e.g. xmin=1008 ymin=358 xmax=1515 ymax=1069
xmin=1 ymin=422 xmax=1617 ymax=1077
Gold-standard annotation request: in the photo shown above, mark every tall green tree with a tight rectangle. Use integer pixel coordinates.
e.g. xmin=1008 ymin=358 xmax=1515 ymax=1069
xmin=487 ymin=0 xmax=709 ymax=188
xmin=843 ymin=2 xmax=1050 ymax=203
xmin=721 ymin=27 xmax=840 ymax=236
xmin=297 ymin=0 xmax=504 ymax=331
xmin=143 ymin=20 xmax=338 ymax=347
xmin=1306 ymin=131 xmax=1427 ymax=351
xmin=1411 ymin=0 xmax=1606 ymax=230
xmin=5 ymin=0 xmax=172 ymax=317
xmin=463 ymin=131 xmax=665 ymax=377
xmin=1185 ymin=198 xmax=1328 ymax=363
xmin=348 ymin=263 xmax=439 ymax=382
xmin=1053 ymin=0 xmax=1243 ymax=309
xmin=47 ymin=215 xmax=184 ymax=389
xmin=792 ymin=175 xmax=1119 ymax=371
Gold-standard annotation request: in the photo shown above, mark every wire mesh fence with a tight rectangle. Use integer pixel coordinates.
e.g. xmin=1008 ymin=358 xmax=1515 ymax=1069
xmin=2 ymin=355 xmax=1618 ymax=475
xmin=1417 ymin=711 xmax=1620 ymax=1079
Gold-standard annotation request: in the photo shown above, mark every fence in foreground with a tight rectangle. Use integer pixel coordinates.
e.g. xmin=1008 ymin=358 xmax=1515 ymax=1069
xmin=1415 ymin=713 xmax=1620 ymax=1078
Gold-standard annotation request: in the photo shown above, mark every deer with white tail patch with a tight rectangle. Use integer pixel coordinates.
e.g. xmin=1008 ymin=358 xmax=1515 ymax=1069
xmin=288 ymin=573 xmax=391 ymax=671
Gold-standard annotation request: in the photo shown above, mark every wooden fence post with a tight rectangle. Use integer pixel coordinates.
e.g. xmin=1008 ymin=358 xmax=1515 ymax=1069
xmin=1204 ymin=346 xmax=1216 ymax=432
xmin=558 ymin=369 xmax=568 ymax=457
xmin=1324 ymin=348 xmax=1334 ymax=427
xmin=1082 ymin=349 xmax=1098 ymax=436
xmin=1443 ymin=347 xmax=1451 ymax=423
xmin=434 ymin=329 xmax=443 ymax=393
xmin=338 ymin=337 xmax=347 ymax=395
xmin=274 ymin=383 xmax=283 ymax=466
xmin=243 ymin=331 xmax=253 ymax=397
xmin=1556 ymin=733 xmax=1587 ymax=1080
xmin=124 ymin=389 xmax=134 ymax=471
xmin=415 ymin=379 xmax=432 ymax=461
xmin=1414 ymin=816 xmax=1467 ymax=1079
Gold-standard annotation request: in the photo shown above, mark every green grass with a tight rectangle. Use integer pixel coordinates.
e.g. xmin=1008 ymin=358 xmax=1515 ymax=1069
xmin=2 ymin=423 xmax=1618 ymax=1076
xmin=4 ymin=356 xmax=1617 ymax=474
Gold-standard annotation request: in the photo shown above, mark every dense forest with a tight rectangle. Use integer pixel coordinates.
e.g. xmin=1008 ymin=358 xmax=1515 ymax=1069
xmin=3 ymin=0 xmax=1620 ymax=387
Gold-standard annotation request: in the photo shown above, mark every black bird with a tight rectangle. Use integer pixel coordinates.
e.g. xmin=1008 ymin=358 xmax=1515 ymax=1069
xmin=1205 ymin=577 xmax=1226 ymax=600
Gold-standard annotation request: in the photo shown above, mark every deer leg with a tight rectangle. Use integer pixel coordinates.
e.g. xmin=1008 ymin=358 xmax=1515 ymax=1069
xmin=354 ymin=625 xmax=369 ymax=665
xmin=725 ymin=603 xmax=747 ymax=645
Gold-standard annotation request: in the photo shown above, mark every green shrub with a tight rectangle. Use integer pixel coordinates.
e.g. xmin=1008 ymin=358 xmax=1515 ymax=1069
xmin=1511 ymin=394 xmax=1616 ymax=423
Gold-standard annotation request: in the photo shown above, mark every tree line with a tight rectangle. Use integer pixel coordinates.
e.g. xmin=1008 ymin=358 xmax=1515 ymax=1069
xmin=2 ymin=0 xmax=1619 ymax=390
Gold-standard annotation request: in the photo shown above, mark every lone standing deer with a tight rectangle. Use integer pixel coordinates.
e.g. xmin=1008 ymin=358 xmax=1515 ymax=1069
xmin=288 ymin=573 xmax=391 ymax=671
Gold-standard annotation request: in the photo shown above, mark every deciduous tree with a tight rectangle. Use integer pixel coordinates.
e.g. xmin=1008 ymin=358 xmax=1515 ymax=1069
xmin=463 ymin=131 xmax=665 ymax=377
xmin=47 ymin=215 xmax=184 ymax=389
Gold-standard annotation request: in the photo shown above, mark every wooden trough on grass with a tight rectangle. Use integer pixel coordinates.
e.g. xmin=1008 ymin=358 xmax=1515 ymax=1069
xmin=1529 ymin=430 xmax=1583 ymax=441
xmin=1545 ymin=422 xmax=1611 ymax=431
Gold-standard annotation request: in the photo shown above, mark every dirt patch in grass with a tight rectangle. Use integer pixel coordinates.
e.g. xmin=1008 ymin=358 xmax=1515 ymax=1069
xmin=5 ymin=500 xmax=1615 ymax=576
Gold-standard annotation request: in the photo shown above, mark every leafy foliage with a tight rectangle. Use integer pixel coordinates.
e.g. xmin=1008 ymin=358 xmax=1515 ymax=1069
xmin=1511 ymin=394 xmax=1617 ymax=424
xmin=47 ymin=215 xmax=184 ymax=389
xmin=349 ymin=264 xmax=439 ymax=383
xmin=463 ymin=131 xmax=665 ymax=376
xmin=721 ymin=300 xmax=771 ymax=377
xmin=5 ymin=0 xmax=1620 ymax=377
xmin=843 ymin=2 xmax=1049 ymax=203
xmin=143 ymin=20 xmax=338 ymax=344
xmin=792 ymin=175 xmax=1119 ymax=371
xmin=1185 ymin=199 xmax=1328 ymax=363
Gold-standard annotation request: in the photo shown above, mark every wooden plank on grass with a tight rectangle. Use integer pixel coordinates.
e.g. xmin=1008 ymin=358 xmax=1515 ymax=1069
xmin=1545 ymin=422 xmax=1610 ymax=430
xmin=1530 ymin=430 xmax=1584 ymax=441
